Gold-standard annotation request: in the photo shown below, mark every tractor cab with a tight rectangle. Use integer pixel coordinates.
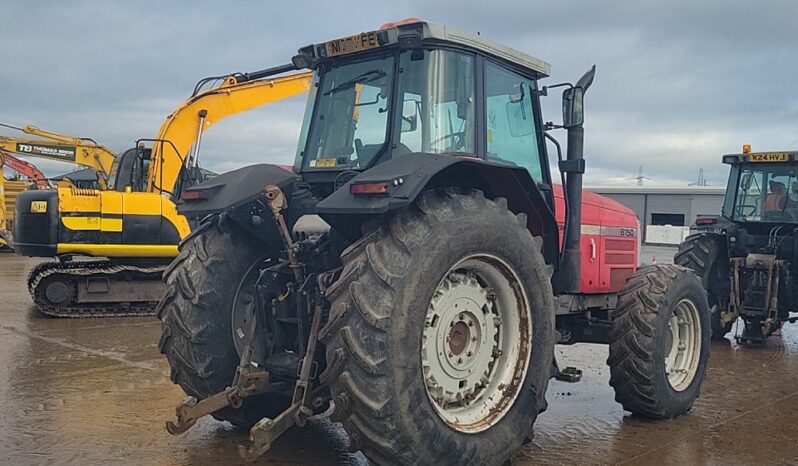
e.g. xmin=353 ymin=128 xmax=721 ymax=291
xmin=291 ymin=21 xmax=556 ymax=203
xmin=678 ymin=148 xmax=798 ymax=344
xmin=721 ymin=150 xmax=798 ymax=225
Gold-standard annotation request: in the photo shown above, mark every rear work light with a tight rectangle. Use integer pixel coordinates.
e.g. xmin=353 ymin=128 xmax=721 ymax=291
xmin=350 ymin=182 xmax=389 ymax=195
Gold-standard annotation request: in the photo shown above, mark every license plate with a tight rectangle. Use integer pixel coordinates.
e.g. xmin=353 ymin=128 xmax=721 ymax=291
xmin=30 ymin=201 xmax=47 ymax=213
xmin=747 ymin=152 xmax=789 ymax=162
xmin=325 ymin=31 xmax=380 ymax=57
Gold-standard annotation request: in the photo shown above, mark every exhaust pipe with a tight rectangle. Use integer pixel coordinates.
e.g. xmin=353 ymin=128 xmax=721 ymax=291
xmin=558 ymin=66 xmax=595 ymax=294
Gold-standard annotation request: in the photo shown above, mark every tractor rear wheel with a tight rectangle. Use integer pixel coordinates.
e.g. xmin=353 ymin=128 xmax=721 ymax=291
xmin=158 ymin=216 xmax=289 ymax=429
xmin=320 ymin=189 xmax=555 ymax=466
xmin=674 ymin=234 xmax=732 ymax=339
xmin=608 ymin=264 xmax=710 ymax=419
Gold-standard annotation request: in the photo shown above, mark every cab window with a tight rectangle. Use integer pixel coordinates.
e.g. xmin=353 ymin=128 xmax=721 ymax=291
xmin=733 ymin=164 xmax=798 ymax=222
xmin=484 ymin=61 xmax=543 ymax=181
xmin=396 ymin=50 xmax=476 ymax=155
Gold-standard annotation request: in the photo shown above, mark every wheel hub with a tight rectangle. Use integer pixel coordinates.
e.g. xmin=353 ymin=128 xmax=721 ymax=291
xmin=448 ymin=320 xmax=470 ymax=356
xmin=664 ymin=298 xmax=701 ymax=391
xmin=421 ymin=255 xmax=531 ymax=433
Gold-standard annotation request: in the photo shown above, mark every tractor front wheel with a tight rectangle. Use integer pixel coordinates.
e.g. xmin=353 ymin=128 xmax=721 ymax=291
xmin=320 ymin=189 xmax=555 ymax=466
xmin=608 ymin=264 xmax=710 ymax=419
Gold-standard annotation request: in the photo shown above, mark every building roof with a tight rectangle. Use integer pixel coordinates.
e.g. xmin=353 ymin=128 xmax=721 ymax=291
xmin=586 ymin=186 xmax=725 ymax=195
xmin=52 ymin=167 xmax=98 ymax=182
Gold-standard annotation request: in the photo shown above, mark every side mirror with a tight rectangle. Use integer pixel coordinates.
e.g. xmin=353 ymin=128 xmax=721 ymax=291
xmin=562 ymin=87 xmax=584 ymax=128
xmin=401 ymin=100 xmax=419 ymax=133
xmin=740 ymin=173 xmax=752 ymax=191
xmin=562 ymin=65 xmax=596 ymax=129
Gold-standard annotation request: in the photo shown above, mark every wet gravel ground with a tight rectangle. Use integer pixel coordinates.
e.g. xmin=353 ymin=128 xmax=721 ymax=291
xmin=2 ymin=252 xmax=798 ymax=465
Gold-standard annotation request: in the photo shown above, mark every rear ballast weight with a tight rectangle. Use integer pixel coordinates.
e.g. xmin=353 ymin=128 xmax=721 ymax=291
xmin=161 ymin=19 xmax=711 ymax=466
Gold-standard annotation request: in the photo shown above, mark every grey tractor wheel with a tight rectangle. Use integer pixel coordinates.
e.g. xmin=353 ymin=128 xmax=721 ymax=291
xmin=608 ymin=264 xmax=711 ymax=419
xmin=320 ymin=189 xmax=555 ymax=466
xmin=674 ymin=234 xmax=732 ymax=339
xmin=157 ymin=216 xmax=289 ymax=429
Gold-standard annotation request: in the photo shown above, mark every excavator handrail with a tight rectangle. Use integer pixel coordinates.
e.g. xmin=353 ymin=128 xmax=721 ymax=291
xmin=0 ymin=122 xmax=116 ymax=189
xmin=146 ymin=70 xmax=314 ymax=195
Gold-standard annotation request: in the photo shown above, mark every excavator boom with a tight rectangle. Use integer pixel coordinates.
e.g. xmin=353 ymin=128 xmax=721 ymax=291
xmin=0 ymin=122 xmax=116 ymax=188
xmin=147 ymin=71 xmax=313 ymax=194
xmin=0 ymin=150 xmax=49 ymax=189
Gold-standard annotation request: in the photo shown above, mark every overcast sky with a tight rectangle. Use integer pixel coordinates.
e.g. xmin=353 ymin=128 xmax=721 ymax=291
xmin=2 ymin=0 xmax=797 ymax=187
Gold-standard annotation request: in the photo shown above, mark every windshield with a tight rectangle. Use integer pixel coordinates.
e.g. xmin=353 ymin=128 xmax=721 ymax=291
xmin=301 ymin=56 xmax=394 ymax=170
xmin=732 ymin=163 xmax=798 ymax=222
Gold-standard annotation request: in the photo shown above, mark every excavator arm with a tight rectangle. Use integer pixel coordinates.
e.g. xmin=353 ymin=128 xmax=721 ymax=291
xmin=0 ymin=122 xmax=116 ymax=188
xmin=146 ymin=70 xmax=313 ymax=195
xmin=0 ymin=150 xmax=49 ymax=189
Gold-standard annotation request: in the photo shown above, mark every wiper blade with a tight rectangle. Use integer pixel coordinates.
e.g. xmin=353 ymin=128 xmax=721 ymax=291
xmin=323 ymin=69 xmax=386 ymax=96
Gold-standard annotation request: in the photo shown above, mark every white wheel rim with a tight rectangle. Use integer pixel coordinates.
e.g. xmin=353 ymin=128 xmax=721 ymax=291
xmin=421 ymin=254 xmax=532 ymax=433
xmin=664 ymin=298 xmax=701 ymax=391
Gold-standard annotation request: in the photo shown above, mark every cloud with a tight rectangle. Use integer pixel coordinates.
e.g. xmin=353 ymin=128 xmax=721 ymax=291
xmin=1 ymin=0 xmax=797 ymax=188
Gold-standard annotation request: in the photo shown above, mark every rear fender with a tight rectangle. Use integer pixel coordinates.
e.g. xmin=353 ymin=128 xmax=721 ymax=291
xmin=687 ymin=231 xmax=731 ymax=291
xmin=315 ymin=153 xmax=559 ymax=265
xmin=178 ymin=164 xmax=311 ymax=250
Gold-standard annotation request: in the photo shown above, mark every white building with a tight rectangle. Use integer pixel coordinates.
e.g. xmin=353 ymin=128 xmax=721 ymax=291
xmin=587 ymin=186 xmax=725 ymax=244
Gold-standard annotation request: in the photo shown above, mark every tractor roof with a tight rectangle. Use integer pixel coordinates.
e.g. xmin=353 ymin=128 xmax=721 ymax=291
xmin=300 ymin=19 xmax=551 ymax=77
xmin=723 ymin=151 xmax=798 ymax=164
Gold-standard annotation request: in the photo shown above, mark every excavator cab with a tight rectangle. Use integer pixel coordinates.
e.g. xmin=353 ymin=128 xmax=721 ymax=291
xmin=111 ymin=147 xmax=152 ymax=192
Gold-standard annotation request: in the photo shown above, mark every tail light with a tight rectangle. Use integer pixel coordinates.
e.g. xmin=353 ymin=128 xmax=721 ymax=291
xmin=350 ymin=182 xmax=389 ymax=195
xmin=695 ymin=217 xmax=718 ymax=226
xmin=181 ymin=189 xmax=208 ymax=201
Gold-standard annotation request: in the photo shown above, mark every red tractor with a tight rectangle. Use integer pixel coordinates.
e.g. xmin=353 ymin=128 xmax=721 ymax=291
xmin=161 ymin=20 xmax=711 ymax=465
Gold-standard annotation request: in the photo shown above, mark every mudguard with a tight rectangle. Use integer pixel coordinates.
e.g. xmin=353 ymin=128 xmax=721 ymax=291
xmin=316 ymin=153 xmax=559 ymax=265
xmin=178 ymin=164 xmax=299 ymax=218
xmin=178 ymin=164 xmax=311 ymax=251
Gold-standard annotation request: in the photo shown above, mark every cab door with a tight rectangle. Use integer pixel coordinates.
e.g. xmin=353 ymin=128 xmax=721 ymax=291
xmin=120 ymin=192 xmax=163 ymax=246
xmin=483 ymin=60 xmax=547 ymax=187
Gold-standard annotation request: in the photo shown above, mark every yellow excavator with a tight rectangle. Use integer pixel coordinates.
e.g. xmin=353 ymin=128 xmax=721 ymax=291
xmin=14 ymin=68 xmax=312 ymax=316
xmin=0 ymin=124 xmax=117 ymax=249
xmin=0 ymin=123 xmax=117 ymax=189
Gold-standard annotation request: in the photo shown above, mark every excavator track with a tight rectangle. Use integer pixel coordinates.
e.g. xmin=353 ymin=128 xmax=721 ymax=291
xmin=27 ymin=260 xmax=166 ymax=317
